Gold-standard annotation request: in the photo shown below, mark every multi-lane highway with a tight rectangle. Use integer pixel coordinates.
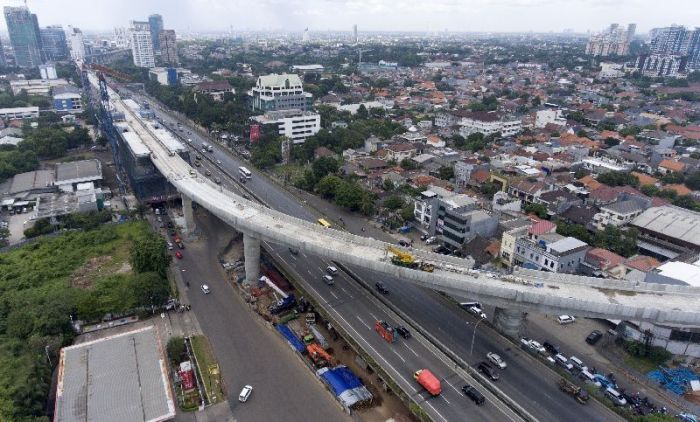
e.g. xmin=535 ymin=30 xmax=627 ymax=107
xmin=127 ymin=89 xmax=621 ymax=421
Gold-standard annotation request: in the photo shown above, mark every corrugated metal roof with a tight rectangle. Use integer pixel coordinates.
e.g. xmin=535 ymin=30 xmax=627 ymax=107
xmin=55 ymin=326 xmax=175 ymax=422
xmin=632 ymin=205 xmax=700 ymax=248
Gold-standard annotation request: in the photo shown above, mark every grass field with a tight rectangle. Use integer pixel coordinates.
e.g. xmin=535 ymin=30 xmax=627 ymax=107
xmin=191 ymin=335 xmax=225 ymax=404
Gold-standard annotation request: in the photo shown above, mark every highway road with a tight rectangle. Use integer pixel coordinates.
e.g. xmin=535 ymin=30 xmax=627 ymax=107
xmin=167 ymin=210 xmax=350 ymax=422
xmin=130 ymin=89 xmax=621 ymax=421
xmin=172 ymin=147 xmax=519 ymax=421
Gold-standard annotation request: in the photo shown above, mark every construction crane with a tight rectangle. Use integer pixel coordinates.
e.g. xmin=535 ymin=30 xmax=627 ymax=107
xmin=386 ymin=246 xmax=434 ymax=272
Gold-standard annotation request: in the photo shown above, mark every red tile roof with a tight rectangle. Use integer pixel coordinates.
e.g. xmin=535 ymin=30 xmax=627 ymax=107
xmin=624 ymin=255 xmax=660 ymax=273
xmin=528 ymin=220 xmax=556 ymax=235
xmin=586 ymin=248 xmax=625 ymax=271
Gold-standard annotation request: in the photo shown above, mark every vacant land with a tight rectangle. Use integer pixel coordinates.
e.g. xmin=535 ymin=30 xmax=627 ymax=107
xmin=0 ymin=221 xmax=171 ymax=421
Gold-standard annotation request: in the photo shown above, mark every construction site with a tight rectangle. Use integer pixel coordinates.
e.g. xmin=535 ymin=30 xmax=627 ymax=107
xmin=218 ymin=235 xmax=414 ymax=421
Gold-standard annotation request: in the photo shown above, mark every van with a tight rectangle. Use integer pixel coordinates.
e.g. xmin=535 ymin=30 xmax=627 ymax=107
xmin=605 ymin=388 xmax=627 ymax=406
xmin=555 ymin=354 xmax=574 ymax=371
xmin=239 ymin=385 xmax=253 ymax=402
xmin=579 ymin=370 xmax=602 ymax=388
xmin=322 ymin=275 xmax=334 ymax=285
xmin=326 ymin=265 xmax=338 ymax=275
xmin=569 ymin=356 xmax=585 ymax=371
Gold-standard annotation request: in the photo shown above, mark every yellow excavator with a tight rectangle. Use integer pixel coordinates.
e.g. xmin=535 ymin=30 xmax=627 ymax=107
xmin=386 ymin=246 xmax=434 ymax=272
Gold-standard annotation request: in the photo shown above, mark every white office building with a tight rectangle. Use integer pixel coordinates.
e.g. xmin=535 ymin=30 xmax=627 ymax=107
xmin=454 ymin=111 xmax=522 ymax=138
xmin=251 ymin=109 xmax=321 ymax=144
xmin=68 ymin=27 xmax=86 ymax=61
xmin=129 ymin=21 xmax=155 ymax=68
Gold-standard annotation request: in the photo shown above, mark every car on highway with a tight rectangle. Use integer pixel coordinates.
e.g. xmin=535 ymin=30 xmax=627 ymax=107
xmin=215 ymin=177 xmax=221 ymax=184
xmin=557 ymin=315 xmax=576 ymax=325
xmin=175 ymin=250 xmax=183 ymax=259
xmin=543 ymin=341 xmax=560 ymax=355
xmin=326 ymin=265 xmax=338 ymax=275
xmin=239 ymin=385 xmax=253 ymax=402
xmin=189 ymin=169 xmax=196 ymax=176
xmin=478 ymin=362 xmax=499 ymax=381
xmin=375 ymin=282 xmax=389 ymax=294
xmin=467 ymin=305 xmax=487 ymax=319
xmin=216 ymin=159 xmax=221 ymax=164
xmin=194 ymin=161 xmax=201 ymax=167
xmin=586 ymin=330 xmax=603 ymax=345
xmin=487 ymin=352 xmax=507 ymax=369
xmin=322 ymin=274 xmax=334 ymax=285
xmin=462 ymin=385 xmax=485 ymax=405
xmin=395 ymin=325 xmax=411 ymax=339
xmin=205 ymin=169 xmax=211 ymax=176
xmin=201 ymin=284 xmax=210 ymax=294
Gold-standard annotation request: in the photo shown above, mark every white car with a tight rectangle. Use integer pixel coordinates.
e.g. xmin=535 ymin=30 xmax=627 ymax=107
xmin=239 ymin=385 xmax=253 ymax=402
xmin=487 ymin=352 xmax=507 ymax=369
xmin=468 ymin=306 xmax=487 ymax=319
xmin=528 ymin=340 xmax=546 ymax=354
xmin=200 ymin=284 xmax=210 ymax=294
xmin=216 ymin=159 xmax=222 ymax=164
xmin=557 ymin=315 xmax=576 ymax=325
xmin=167 ymin=241 xmax=173 ymax=250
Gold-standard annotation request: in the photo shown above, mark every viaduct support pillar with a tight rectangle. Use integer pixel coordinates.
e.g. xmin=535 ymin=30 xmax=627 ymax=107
xmin=243 ymin=233 xmax=261 ymax=285
xmin=493 ymin=307 xmax=525 ymax=339
xmin=181 ymin=194 xmax=197 ymax=239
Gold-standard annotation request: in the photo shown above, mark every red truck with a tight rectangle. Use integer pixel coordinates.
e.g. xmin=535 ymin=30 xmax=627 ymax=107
xmin=414 ymin=369 xmax=442 ymax=396
xmin=374 ymin=320 xmax=397 ymax=343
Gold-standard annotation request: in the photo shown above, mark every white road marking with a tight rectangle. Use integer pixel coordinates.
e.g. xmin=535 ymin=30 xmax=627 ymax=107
xmin=369 ymin=312 xmax=379 ymax=321
xmin=445 ymin=379 xmax=462 ymax=395
xmin=355 ymin=315 xmax=371 ymax=330
xmin=391 ymin=348 xmax=406 ymax=363
xmin=403 ymin=343 xmax=420 ymax=357
xmin=441 ymin=395 xmax=451 ymax=405
xmin=330 ymin=291 xmax=339 ymax=299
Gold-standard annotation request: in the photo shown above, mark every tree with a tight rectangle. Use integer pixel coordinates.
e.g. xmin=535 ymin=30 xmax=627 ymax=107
xmin=0 ymin=227 xmax=9 ymax=245
xmin=356 ymin=104 xmax=369 ymax=119
xmin=399 ymin=205 xmax=414 ymax=222
xmin=524 ymin=203 xmax=548 ymax=218
xmin=438 ymin=166 xmax=454 ymax=181
xmin=531 ymin=96 xmax=541 ymax=107
xmin=312 ymin=156 xmax=339 ymax=181
xmin=597 ymin=172 xmax=639 ymax=187
xmin=383 ymin=195 xmax=405 ymax=211
xmin=400 ymin=159 xmax=418 ymax=170
xmin=604 ymin=137 xmax=620 ymax=147
xmin=129 ymin=232 xmax=172 ymax=279
xmin=382 ymin=178 xmax=395 ymax=192
xmin=479 ymin=182 xmax=500 ymax=199
xmin=315 ymin=174 xmax=342 ymax=198
xmin=685 ymin=172 xmax=700 ymax=191
xmin=167 ymin=337 xmax=186 ymax=365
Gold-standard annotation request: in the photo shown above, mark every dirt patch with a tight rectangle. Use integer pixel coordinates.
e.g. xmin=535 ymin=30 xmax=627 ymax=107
xmin=71 ymin=256 xmax=114 ymax=289
xmin=115 ymin=262 xmax=132 ymax=274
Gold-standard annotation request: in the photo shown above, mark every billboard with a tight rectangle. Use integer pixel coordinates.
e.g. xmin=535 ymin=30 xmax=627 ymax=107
xmin=250 ymin=124 xmax=261 ymax=143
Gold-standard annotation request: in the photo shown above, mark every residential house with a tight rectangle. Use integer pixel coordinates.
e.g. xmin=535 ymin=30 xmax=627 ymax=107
xmin=594 ymin=198 xmax=648 ymax=230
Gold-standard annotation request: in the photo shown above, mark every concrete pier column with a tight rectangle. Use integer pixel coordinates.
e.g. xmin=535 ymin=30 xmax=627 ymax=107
xmin=493 ymin=307 xmax=525 ymax=339
xmin=243 ymin=233 xmax=261 ymax=285
xmin=181 ymin=194 xmax=197 ymax=238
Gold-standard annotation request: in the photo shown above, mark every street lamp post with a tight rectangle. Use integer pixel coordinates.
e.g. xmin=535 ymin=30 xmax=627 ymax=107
xmin=470 ymin=318 xmax=485 ymax=356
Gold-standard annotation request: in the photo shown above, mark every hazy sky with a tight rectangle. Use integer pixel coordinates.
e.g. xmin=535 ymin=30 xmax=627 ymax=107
xmin=1 ymin=0 xmax=698 ymax=34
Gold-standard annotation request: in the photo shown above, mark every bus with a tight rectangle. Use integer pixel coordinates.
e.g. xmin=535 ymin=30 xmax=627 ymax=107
xmin=239 ymin=166 xmax=252 ymax=180
xmin=317 ymin=218 xmax=332 ymax=228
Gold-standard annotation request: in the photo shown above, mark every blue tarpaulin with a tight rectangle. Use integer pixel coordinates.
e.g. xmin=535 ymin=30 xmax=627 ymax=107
xmin=317 ymin=365 xmax=373 ymax=408
xmin=275 ymin=324 xmax=305 ymax=353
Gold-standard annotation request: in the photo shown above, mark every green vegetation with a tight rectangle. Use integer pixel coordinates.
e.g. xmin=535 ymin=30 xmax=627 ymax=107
xmin=24 ymin=209 xmax=113 ymax=238
xmin=0 ymin=222 xmax=172 ymax=421
xmin=0 ymin=125 xmax=92 ymax=183
xmin=623 ymin=339 xmax=672 ymax=370
xmin=191 ymin=335 xmax=224 ymax=404
xmin=556 ymin=222 xmax=639 ymax=257
xmin=597 ymin=171 xmax=639 ymax=187
xmin=167 ymin=336 xmax=186 ymax=366
xmin=524 ymin=202 xmax=548 ymax=218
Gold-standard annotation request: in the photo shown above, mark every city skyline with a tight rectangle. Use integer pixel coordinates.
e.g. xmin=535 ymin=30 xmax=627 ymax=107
xmin=0 ymin=0 xmax=698 ymax=34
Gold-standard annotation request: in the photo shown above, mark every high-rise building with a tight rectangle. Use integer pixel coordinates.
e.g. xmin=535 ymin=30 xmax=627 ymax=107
xmin=114 ymin=27 xmax=130 ymax=48
xmin=4 ymin=6 xmax=43 ymax=68
xmin=585 ymin=23 xmax=635 ymax=57
xmin=40 ymin=25 xmax=68 ymax=61
xmin=129 ymin=21 xmax=155 ymax=68
xmin=248 ymin=74 xmax=313 ymax=112
xmin=353 ymin=24 xmax=358 ymax=44
xmin=68 ymin=27 xmax=86 ymax=61
xmin=148 ymin=14 xmax=163 ymax=52
xmin=302 ymin=28 xmax=310 ymax=43
xmin=0 ymin=37 xmax=6 ymax=66
xmin=159 ymin=29 xmax=178 ymax=66
xmin=647 ymin=25 xmax=700 ymax=71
